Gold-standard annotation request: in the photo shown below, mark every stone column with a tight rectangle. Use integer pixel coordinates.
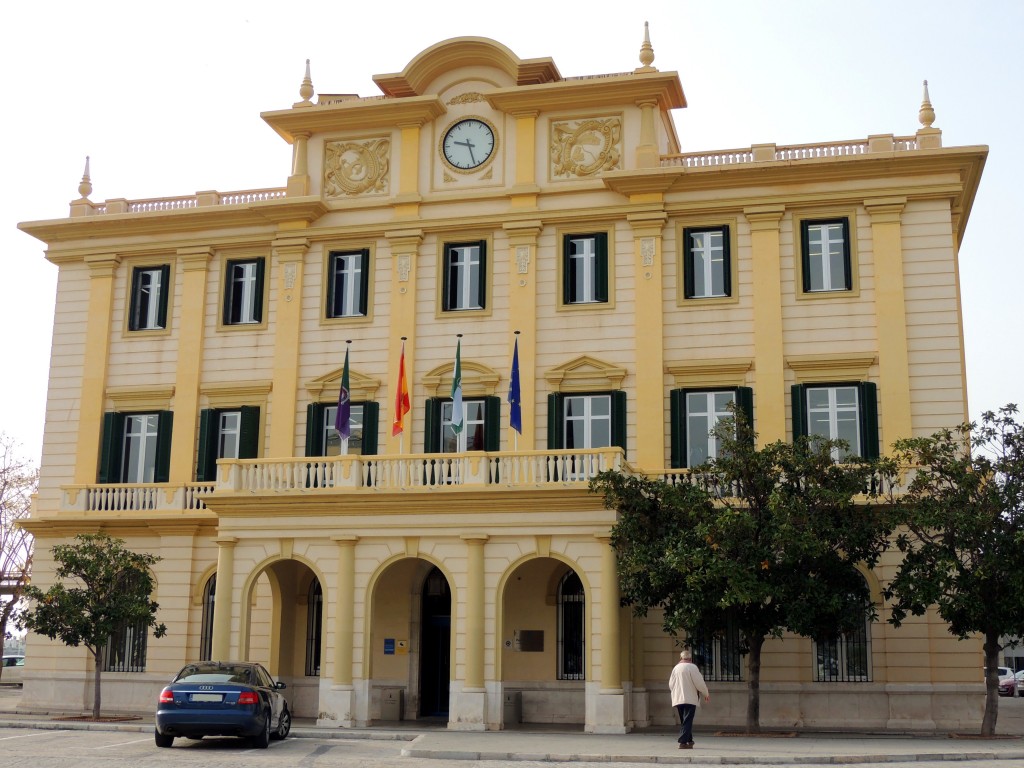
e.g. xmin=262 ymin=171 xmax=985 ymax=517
xmin=74 ymin=254 xmax=120 ymax=483
xmin=866 ymin=197 xmax=912 ymax=452
xmin=286 ymin=132 xmax=311 ymax=196
xmin=168 ymin=247 xmax=213 ymax=482
xmin=635 ymin=100 xmax=659 ymax=168
xmin=267 ymin=237 xmax=309 ymax=457
xmin=319 ymin=535 xmax=358 ymax=727
xmin=745 ymin=206 xmax=787 ymax=444
xmin=628 ymin=212 xmax=667 ymax=470
xmin=211 ymin=537 xmax=237 ymax=661
xmin=591 ymin=533 xmax=628 ymax=733
xmin=450 ymin=534 xmax=488 ymax=731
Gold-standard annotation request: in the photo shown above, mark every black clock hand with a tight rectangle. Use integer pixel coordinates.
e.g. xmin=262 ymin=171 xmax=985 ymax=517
xmin=455 ymin=138 xmax=477 ymax=165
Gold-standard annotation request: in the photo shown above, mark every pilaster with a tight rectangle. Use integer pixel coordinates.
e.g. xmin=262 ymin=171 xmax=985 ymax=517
xmin=745 ymin=206 xmax=787 ymax=444
xmin=211 ymin=537 xmax=237 ymax=661
xmin=385 ymin=231 xmax=423 ymax=453
xmin=168 ymin=247 xmax=213 ymax=482
xmin=267 ymin=236 xmax=309 ymax=457
xmin=590 ymin=533 xmax=628 ymax=733
xmin=866 ymin=197 xmax=911 ymax=451
xmin=449 ymin=533 xmax=488 ymax=730
xmin=503 ymin=222 xmax=542 ymax=448
xmin=320 ymin=535 xmax=358 ymax=727
xmin=73 ymin=254 xmax=121 ymax=483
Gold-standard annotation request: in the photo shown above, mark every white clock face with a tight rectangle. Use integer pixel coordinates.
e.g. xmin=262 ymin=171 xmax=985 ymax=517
xmin=442 ymin=118 xmax=496 ymax=171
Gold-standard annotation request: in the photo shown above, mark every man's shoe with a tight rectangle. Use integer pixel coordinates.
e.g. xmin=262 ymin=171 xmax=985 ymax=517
xmin=679 ymin=742 xmax=693 ymax=749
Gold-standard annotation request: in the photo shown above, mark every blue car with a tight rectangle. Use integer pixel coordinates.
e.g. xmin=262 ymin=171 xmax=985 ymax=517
xmin=155 ymin=661 xmax=291 ymax=748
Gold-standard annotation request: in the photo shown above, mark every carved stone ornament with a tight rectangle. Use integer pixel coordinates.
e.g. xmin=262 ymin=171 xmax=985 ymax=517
xmin=641 ymin=237 xmax=655 ymax=267
xmin=324 ymin=138 xmax=391 ymax=197
xmin=397 ymin=254 xmax=412 ymax=282
xmin=284 ymin=263 xmax=297 ymax=289
xmin=551 ymin=116 xmax=622 ymax=179
xmin=516 ymin=245 xmax=530 ymax=274
xmin=446 ymin=92 xmax=486 ymax=105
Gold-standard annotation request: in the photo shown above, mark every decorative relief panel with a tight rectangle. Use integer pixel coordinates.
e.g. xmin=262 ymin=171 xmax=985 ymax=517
xmin=446 ymin=92 xmax=486 ymax=105
xmin=550 ymin=116 xmax=622 ymax=179
xmin=324 ymin=137 xmax=391 ymax=197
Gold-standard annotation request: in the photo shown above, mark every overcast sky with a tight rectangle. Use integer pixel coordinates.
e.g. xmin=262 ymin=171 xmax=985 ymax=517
xmin=1 ymin=0 xmax=1020 ymax=464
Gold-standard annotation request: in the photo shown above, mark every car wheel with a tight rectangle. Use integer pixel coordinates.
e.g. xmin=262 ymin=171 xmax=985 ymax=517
xmin=251 ymin=712 xmax=271 ymax=749
xmin=154 ymin=731 xmax=174 ymax=748
xmin=272 ymin=706 xmax=291 ymax=740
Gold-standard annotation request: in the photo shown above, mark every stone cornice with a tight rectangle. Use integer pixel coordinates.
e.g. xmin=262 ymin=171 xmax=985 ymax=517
xmin=261 ymin=96 xmax=446 ymax=143
xmin=487 ymin=72 xmax=685 ymax=114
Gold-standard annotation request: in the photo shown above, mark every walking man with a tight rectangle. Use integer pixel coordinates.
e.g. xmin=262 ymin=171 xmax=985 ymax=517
xmin=669 ymin=648 xmax=710 ymax=749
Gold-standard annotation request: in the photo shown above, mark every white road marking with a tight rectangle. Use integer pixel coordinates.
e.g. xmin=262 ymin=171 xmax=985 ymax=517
xmin=0 ymin=731 xmax=53 ymax=741
xmin=91 ymin=737 xmax=153 ymax=748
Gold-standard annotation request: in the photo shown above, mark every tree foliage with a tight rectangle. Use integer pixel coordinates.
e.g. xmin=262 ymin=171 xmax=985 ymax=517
xmin=885 ymin=404 xmax=1024 ymax=736
xmin=593 ymin=410 xmax=896 ymax=732
xmin=19 ymin=532 xmax=167 ymax=718
xmin=0 ymin=434 xmax=36 ymax=677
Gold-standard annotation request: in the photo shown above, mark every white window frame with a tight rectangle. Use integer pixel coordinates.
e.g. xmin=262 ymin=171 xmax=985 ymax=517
xmin=132 ymin=267 xmax=165 ymax=330
xmin=329 ymin=251 xmax=365 ymax=317
xmin=806 ymin=385 xmax=861 ymax=460
xmin=684 ymin=391 xmax=736 ymax=467
xmin=122 ymin=414 xmax=160 ymax=483
xmin=566 ymin=236 xmax=598 ymax=304
xmin=441 ymin=399 xmax=486 ymax=452
xmin=563 ymin=394 xmax=612 ymax=449
xmin=228 ymin=260 xmax=260 ymax=324
xmin=217 ymin=411 xmax=241 ymax=461
xmin=688 ymin=229 xmax=727 ymax=298
xmin=805 ymin=221 xmax=848 ymax=292
xmin=323 ymin=404 xmax=365 ymax=455
xmin=445 ymin=244 xmax=483 ymax=311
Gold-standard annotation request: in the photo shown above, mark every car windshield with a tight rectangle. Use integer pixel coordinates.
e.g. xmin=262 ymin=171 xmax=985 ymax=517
xmin=174 ymin=664 xmax=254 ymax=684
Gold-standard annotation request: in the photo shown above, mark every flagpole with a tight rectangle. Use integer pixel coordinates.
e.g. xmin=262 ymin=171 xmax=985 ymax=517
xmin=510 ymin=330 xmax=522 ymax=451
xmin=342 ymin=340 xmax=351 ymax=455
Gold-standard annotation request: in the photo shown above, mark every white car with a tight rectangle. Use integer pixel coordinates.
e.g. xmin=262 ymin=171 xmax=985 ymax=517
xmin=1 ymin=655 xmax=24 ymax=685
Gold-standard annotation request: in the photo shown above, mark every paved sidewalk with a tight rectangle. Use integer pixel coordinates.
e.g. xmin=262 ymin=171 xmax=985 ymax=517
xmin=3 ymin=685 xmax=1024 ymax=764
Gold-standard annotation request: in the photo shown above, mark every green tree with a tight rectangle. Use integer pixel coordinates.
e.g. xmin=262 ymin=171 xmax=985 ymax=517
xmin=0 ymin=434 xmax=36 ymax=676
xmin=18 ymin=533 xmax=167 ymax=718
xmin=593 ymin=411 xmax=895 ymax=732
xmin=886 ymin=404 xmax=1024 ymax=737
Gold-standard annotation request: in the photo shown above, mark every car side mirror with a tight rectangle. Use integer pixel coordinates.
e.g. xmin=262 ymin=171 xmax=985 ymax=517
xmin=275 ymin=681 xmax=287 ymax=690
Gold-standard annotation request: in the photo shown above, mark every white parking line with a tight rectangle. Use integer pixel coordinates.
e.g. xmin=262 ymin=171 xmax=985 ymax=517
xmin=91 ymin=737 xmax=153 ymax=749
xmin=0 ymin=731 xmax=53 ymax=741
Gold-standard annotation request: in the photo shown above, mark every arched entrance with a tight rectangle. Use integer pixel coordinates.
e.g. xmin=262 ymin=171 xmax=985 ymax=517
xmin=419 ymin=566 xmax=451 ymax=717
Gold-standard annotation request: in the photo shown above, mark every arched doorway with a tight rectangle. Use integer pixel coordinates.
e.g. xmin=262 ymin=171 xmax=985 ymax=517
xmin=419 ymin=565 xmax=451 ymax=717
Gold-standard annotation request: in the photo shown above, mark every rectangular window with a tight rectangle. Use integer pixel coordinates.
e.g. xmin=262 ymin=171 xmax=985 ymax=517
xmin=801 ymin=219 xmax=851 ymax=292
xmin=423 ymin=397 xmax=500 ymax=453
xmin=323 ymin=403 xmax=366 ymax=455
xmin=102 ymin=619 xmax=148 ymax=672
xmin=98 ymin=411 xmax=173 ymax=484
xmin=564 ymin=394 xmax=612 ymax=449
xmin=670 ymin=387 xmax=753 ymax=469
xmin=792 ymin=382 xmax=878 ymax=460
xmin=563 ymin=233 xmax=608 ymax=305
xmin=815 ymin=623 xmax=871 ymax=682
xmin=690 ymin=614 xmax=744 ymax=682
xmin=683 ymin=226 xmax=730 ymax=299
xmin=442 ymin=241 xmax=486 ymax=311
xmin=327 ymin=249 xmax=369 ymax=318
xmin=129 ymin=265 xmax=170 ymax=331
xmin=223 ymin=258 xmax=265 ymax=325
xmin=441 ymin=399 xmax=486 ymax=452
xmin=196 ymin=407 xmax=260 ymax=482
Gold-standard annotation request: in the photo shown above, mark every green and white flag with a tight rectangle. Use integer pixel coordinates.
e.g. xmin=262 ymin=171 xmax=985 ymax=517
xmin=451 ymin=338 xmax=463 ymax=434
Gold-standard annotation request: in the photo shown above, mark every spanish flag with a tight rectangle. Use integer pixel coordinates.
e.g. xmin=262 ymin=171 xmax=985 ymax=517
xmin=392 ymin=340 xmax=411 ymax=436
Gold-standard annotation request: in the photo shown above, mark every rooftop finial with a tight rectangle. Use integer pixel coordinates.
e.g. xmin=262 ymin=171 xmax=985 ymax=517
xmin=78 ymin=156 xmax=92 ymax=200
xmin=297 ymin=59 xmax=314 ymax=106
xmin=635 ymin=21 xmax=656 ymax=73
xmin=918 ymin=79 xmax=935 ymax=128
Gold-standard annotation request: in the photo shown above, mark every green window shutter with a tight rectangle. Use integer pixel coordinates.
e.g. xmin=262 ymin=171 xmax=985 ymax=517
xmin=682 ymin=228 xmax=697 ymax=299
xmin=222 ymin=261 xmax=235 ymax=325
xmin=476 ymin=241 xmax=487 ymax=309
xmin=840 ymin=219 xmax=853 ymax=291
xmin=611 ymin=390 xmax=627 ymax=456
xmin=253 ymin=258 xmax=266 ymax=323
xmin=484 ymin=396 xmax=501 ymax=451
xmin=357 ymin=250 xmax=370 ymax=315
xmin=800 ymin=222 xmax=813 ymax=293
xmin=326 ymin=253 xmax=338 ymax=317
xmin=238 ymin=406 xmax=261 ymax=459
xmin=858 ymin=381 xmax=879 ymax=460
xmin=98 ymin=412 xmax=124 ymax=483
xmin=157 ymin=264 xmax=171 ymax=328
xmin=594 ymin=233 xmax=609 ymax=303
xmin=669 ymin=389 xmax=686 ymax=469
xmin=196 ymin=409 xmax=216 ymax=482
xmin=547 ymin=393 xmax=563 ymax=449
xmin=791 ymin=384 xmax=808 ymax=441
xmin=720 ymin=226 xmax=732 ymax=297
xmin=129 ymin=269 xmax=143 ymax=330
xmin=442 ymin=247 xmax=452 ymax=311
xmin=361 ymin=401 xmax=380 ymax=455
xmin=154 ymin=410 xmax=174 ymax=483
xmin=424 ymin=398 xmax=442 ymax=453
xmin=305 ymin=403 xmax=326 ymax=456
xmin=735 ymin=386 xmax=754 ymax=438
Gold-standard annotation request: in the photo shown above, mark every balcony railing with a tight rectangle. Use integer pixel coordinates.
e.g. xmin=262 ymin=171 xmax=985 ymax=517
xmin=56 ymin=449 xmax=624 ymax=514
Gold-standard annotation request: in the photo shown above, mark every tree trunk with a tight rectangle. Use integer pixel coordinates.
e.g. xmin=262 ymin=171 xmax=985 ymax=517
xmin=981 ymin=633 xmax=1000 ymax=737
xmin=90 ymin=646 xmax=103 ymax=720
xmin=746 ymin=634 xmax=764 ymax=733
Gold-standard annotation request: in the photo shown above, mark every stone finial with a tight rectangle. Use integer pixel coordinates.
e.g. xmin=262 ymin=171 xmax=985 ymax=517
xmin=78 ymin=156 xmax=92 ymax=199
xmin=918 ymin=80 xmax=935 ymax=128
xmin=297 ymin=59 xmax=314 ymax=106
xmin=635 ymin=21 xmax=657 ymax=73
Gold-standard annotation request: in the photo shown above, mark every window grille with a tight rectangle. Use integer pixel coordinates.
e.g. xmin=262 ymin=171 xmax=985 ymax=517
xmin=199 ymin=574 xmax=216 ymax=661
xmin=103 ymin=619 xmax=148 ymax=672
xmin=557 ymin=570 xmax=585 ymax=680
xmin=305 ymin=579 xmax=323 ymax=676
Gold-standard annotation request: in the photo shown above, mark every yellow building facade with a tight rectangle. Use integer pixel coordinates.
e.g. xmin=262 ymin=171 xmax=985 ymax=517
xmin=19 ymin=34 xmax=987 ymax=732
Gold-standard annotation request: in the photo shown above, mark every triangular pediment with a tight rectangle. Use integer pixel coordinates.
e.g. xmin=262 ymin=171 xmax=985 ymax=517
xmin=306 ymin=367 xmax=381 ymax=402
xmin=423 ymin=360 xmax=501 ymax=397
xmin=545 ymin=355 xmax=626 ymax=392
